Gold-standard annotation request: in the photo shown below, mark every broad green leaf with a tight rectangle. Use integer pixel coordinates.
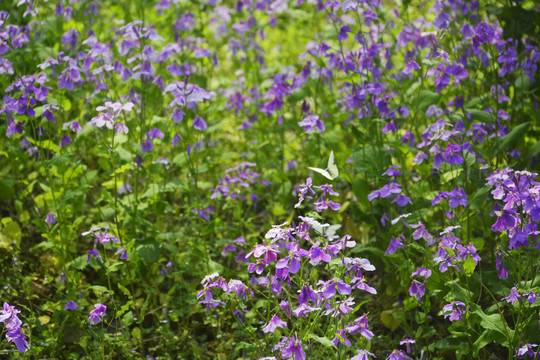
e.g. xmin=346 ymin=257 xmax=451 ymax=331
xmin=91 ymin=285 xmax=113 ymax=294
xmin=465 ymin=109 xmax=493 ymax=124
xmin=0 ymin=179 xmax=15 ymax=200
xmin=473 ymin=329 xmax=505 ymax=356
xmin=70 ymin=255 xmax=88 ymax=270
xmin=309 ymin=334 xmax=335 ymax=348
xmin=470 ymin=186 xmax=492 ymax=210
xmin=494 ymin=121 xmax=530 ymax=155
xmin=471 ymin=304 xmax=513 ymax=347
xmin=416 ymin=90 xmax=438 ymax=111
xmin=137 ymin=242 xmax=161 ymax=263
xmin=463 ymin=256 xmax=476 ymax=277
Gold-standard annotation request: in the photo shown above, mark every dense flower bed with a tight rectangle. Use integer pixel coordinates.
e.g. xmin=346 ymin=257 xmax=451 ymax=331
xmin=1 ymin=0 xmax=539 ymax=359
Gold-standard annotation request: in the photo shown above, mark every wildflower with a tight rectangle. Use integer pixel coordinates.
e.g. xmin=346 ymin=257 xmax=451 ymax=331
xmin=298 ymin=114 xmax=325 ymax=134
xmin=147 ymin=128 xmax=164 ymax=140
xmin=502 ymin=286 xmax=522 ymax=305
xmin=385 ymin=236 xmax=404 ymax=255
xmin=332 ymin=329 xmax=351 ymax=346
xmin=0 ymin=303 xmax=29 ymax=353
xmin=411 ymin=267 xmax=432 ymax=279
xmin=141 ymin=138 xmax=154 ymax=153
xmin=45 ymin=212 xmax=56 ymax=225
xmin=262 ymin=315 xmax=287 ymax=333
xmin=281 ymin=336 xmax=306 ymax=360
xmin=346 ymin=314 xmax=373 ymax=340
xmin=515 ymin=343 xmax=539 ymax=359
xmin=409 ymin=280 xmax=425 ymax=301
xmin=89 ymin=303 xmax=107 ymax=324
xmin=115 ymin=247 xmax=128 ymax=260
xmin=386 ymin=349 xmax=412 ymax=360
xmin=351 ymin=349 xmax=377 ymax=360
xmin=60 ymin=134 xmax=72 ymax=147
xmin=444 ymin=143 xmax=463 ymax=166
xmin=64 ymin=301 xmax=77 ymax=311
xmin=400 ymin=339 xmax=416 ymax=354
xmin=442 ymin=301 xmax=467 ymax=321
xmin=87 ymin=249 xmax=102 ymax=264
xmin=192 ymin=115 xmax=207 ymax=130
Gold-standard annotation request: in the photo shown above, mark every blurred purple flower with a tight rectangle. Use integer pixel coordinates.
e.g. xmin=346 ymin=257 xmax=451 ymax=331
xmin=45 ymin=212 xmax=56 ymax=225
xmin=89 ymin=303 xmax=107 ymax=324
xmin=64 ymin=301 xmax=77 ymax=311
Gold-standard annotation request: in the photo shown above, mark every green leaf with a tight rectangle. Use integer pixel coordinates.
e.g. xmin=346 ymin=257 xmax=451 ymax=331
xmin=463 ymin=256 xmax=476 ymax=277
xmin=494 ymin=121 xmax=530 ymax=155
xmin=473 ymin=329 xmax=505 ymax=356
xmin=121 ymin=311 xmax=134 ymax=327
xmin=70 ymin=255 xmax=88 ymax=270
xmin=471 ymin=304 xmax=513 ymax=347
xmin=91 ymin=285 xmax=113 ymax=294
xmin=470 ymin=186 xmax=492 ymax=210
xmin=309 ymin=334 xmax=335 ymax=348
xmin=441 ymin=168 xmax=463 ymax=183
xmin=137 ymin=241 xmax=161 ymax=263
xmin=515 ymin=74 xmax=531 ymax=96
xmin=465 ymin=109 xmax=493 ymax=124
xmin=415 ymin=90 xmax=438 ymax=111
xmin=0 ymin=179 xmax=15 ymax=200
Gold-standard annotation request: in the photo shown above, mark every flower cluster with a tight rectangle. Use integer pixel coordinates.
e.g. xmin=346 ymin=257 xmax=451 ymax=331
xmin=89 ymin=303 xmax=107 ymax=325
xmin=82 ymin=227 xmax=126 ymax=263
xmin=295 ymin=177 xmax=342 ymax=212
xmin=487 ymin=169 xmax=540 ymax=250
xmin=201 ymin=177 xmax=376 ymax=358
xmin=210 ymin=162 xmax=269 ymax=202
xmin=0 ymin=302 xmax=29 ymax=353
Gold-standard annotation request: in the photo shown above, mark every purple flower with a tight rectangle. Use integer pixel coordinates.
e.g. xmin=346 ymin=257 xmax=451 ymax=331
xmin=142 ymin=138 xmax=154 ymax=153
xmin=386 ymin=349 xmax=412 ymax=360
xmin=385 ymin=236 xmax=404 ymax=255
xmin=502 ymin=286 xmax=522 ymax=305
xmin=172 ymin=133 xmax=183 ymax=147
xmin=171 ymin=107 xmax=185 ymax=123
xmin=60 ymin=134 xmax=72 ymax=147
xmin=115 ymin=123 xmax=129 ymax=134
xmin=442 ymin=301 xmax=467 ymax=321
xmin=338 ymin=26 xmax=351 ymax=42
xmin=45 ymin=212 xmax=56 ymax=225
xmin=393 ymin=194 xmax=412 ymax=207
xmin=298 ymin=115 xmax=325 ymax=134
xmin=115 ymin=247 xmax=128 ymax=260
xmin=444 ymin=143 xmax=463 ymax=166
xmin=332 ymin=329 xmax=351 ymax=346
xmin=496 ymin=252 xmax=508 ymax=279
xmin=89 ymin=303 xmax=107 ymax=324
xmin=382 ymin=165 xmax=401 ymax=178
xmin=192 ymin=115 xmax=207 ymax=130
xmin=409 ymin=280 xmax=425 ymax=301
xmin=262 ymin=315 xmax=287 ymax=333
xmin=411 ymin=268 xmax=432 ymax=279
xmin=64 ymin=301 xmax=77 ymax=311
xmin=515 ymin=344 xmax=539 ymax=359
xmin=346 ymin=314 xmax=373 ymax=340
xmin=351 ymin=349 xmax=376 ymax=360
xmin=281 ymin=336 xmax=306 ymax=360
xmin=147 ymin=128 xmax=164 ymax=140
xmin=0 ymin=303 xmax=29 ymax=353
xmin=87 ymin=249 xmax=102 ymax=264
xmin=400 ymin=339 xmax=416 ymax=354
xmin=280 ymin=300 xmax=293 ymax=318
xmin=491 ymin=211 xmax=516 ymax=232
xmin=322 ymin=278 xmax=351 ymax=299
xmin=403 ymin=61 xmax=420 ymax=75
xmin=448 ymin=187 xmax=468 ymax=208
